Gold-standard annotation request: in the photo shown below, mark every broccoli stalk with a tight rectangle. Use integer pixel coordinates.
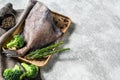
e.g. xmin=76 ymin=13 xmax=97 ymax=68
xmin=7 ymin=35 xmax=24 ymax=49
xmin=3 ymin=65 xmax=23 ymax=80
xmin=21 ymin=63 xmax=39 ymax=79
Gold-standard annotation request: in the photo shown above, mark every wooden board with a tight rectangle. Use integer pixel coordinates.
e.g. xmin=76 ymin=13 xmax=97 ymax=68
xmin=18 ymin=12 xmax=71 ymax=67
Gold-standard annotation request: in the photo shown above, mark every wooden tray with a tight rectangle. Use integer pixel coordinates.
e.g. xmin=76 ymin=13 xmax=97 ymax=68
xmin=1 ymin=10 xmax=71 ymax=67
xmin=18 ymin=12 xmax=71 ymax=67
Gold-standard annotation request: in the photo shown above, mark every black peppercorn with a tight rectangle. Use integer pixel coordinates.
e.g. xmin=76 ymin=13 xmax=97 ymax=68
xmin=0 ymin=14 xmax=15 ymax=30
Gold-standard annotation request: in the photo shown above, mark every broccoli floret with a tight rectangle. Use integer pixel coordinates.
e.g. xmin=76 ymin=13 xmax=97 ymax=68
xmin=21 ymin=63 xmax=39 ymax=79
xmin=3 ymin=65 xmax=23 ymax=80
xmin=3 ymin=63 xmax=39 ymax=80
xmin=7 ymin=35 xmax=24 ymax=49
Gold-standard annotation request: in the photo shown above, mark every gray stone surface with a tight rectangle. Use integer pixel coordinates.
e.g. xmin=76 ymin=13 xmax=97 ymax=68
xmin=1 ymin=0 xmax=120 ymax=80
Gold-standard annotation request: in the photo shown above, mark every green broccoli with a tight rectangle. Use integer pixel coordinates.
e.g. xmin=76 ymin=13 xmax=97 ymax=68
xmin=21 ymin=63 xmax=39 ymax=79
xmin=3 ymin=65 xmax=23 ymax=80
xmin=7 ymin=35 xmax=24 ymax=49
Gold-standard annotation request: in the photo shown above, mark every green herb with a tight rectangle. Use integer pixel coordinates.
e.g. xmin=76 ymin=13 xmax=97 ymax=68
xmin=26 ymin=42 xmax=64 ymax=57
xmin=25 ymin=42 xmax=70 ymax=60
xmin=29 ymin=48 xmax=70 ymax=59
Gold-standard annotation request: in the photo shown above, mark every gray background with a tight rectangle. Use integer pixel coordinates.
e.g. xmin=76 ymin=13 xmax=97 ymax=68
xmin=1 ymin=0 xmax=120 ymax=80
